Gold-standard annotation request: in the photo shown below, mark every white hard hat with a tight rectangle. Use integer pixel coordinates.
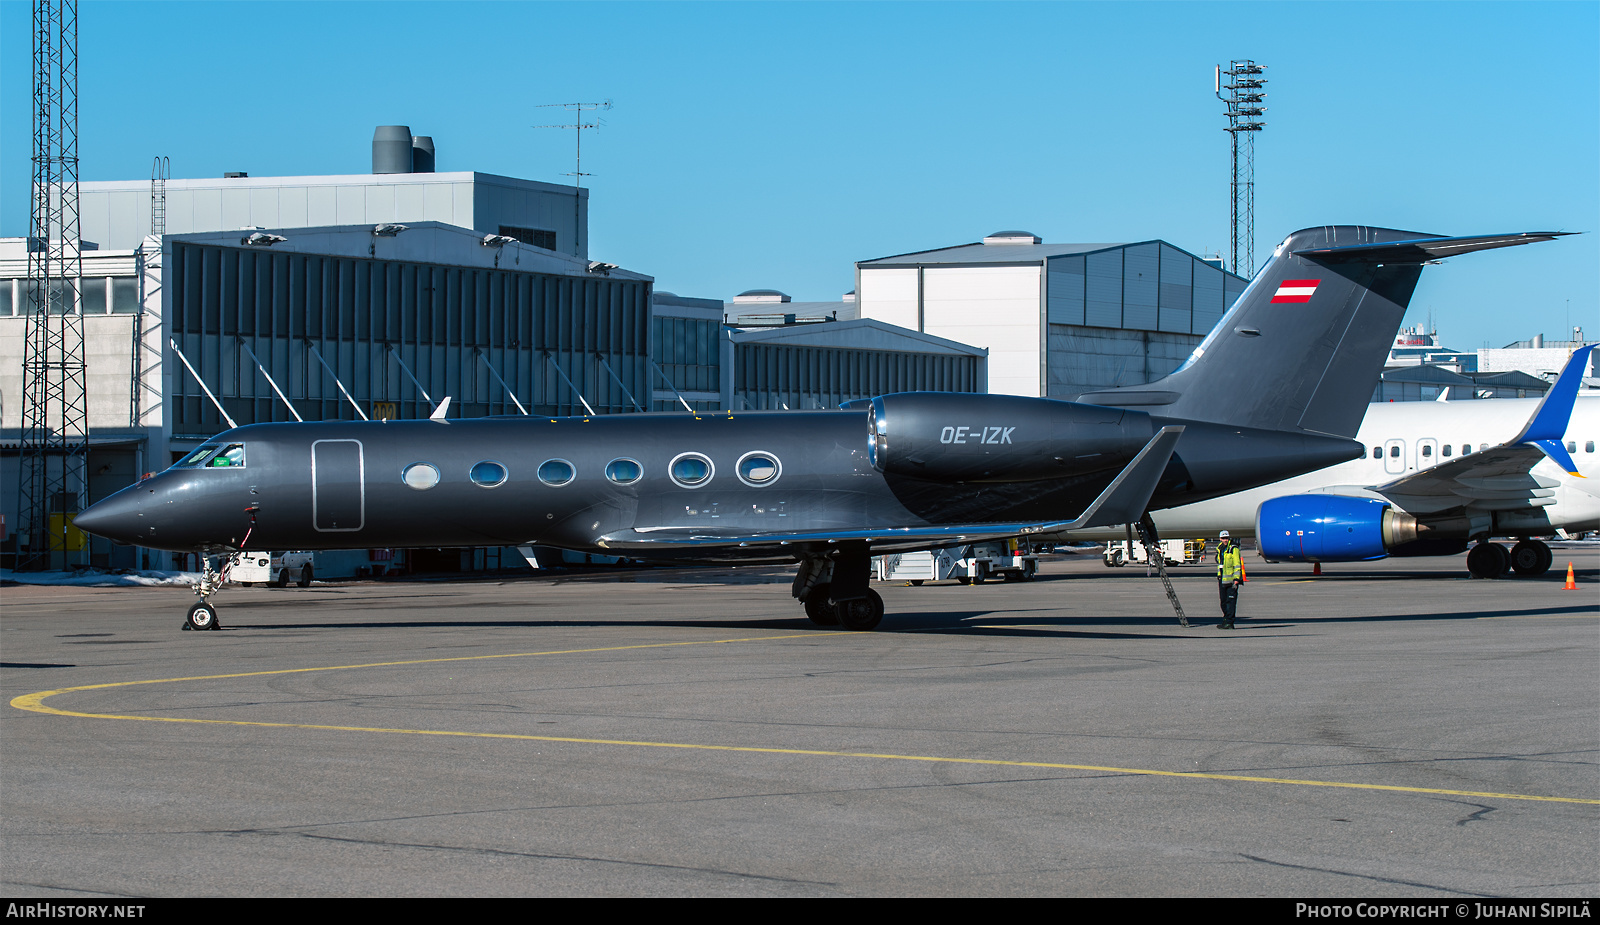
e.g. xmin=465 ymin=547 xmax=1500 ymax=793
xmin=1218 ymin=530 xmax=1230 ymax=538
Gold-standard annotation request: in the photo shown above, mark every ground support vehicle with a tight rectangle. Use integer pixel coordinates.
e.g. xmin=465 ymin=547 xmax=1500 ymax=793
xmin=1103 ymin=538 xmax=1209 ymax=568
xmin=876 ymin=541 xmax=1038 ymax=585
xmin=226 ymin=551 xmax=316 ymax=587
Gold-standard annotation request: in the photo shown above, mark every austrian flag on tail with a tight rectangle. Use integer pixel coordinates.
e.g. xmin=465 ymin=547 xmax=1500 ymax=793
xmin=1271 ymin=279 xmax=1321 ymax=303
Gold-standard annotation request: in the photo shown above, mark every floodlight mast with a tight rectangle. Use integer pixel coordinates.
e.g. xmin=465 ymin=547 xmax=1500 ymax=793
xmin=533 ymin=100 xmax=612 ymax=257
xmin=1216 ymin=60 xmax=1266 ymax=275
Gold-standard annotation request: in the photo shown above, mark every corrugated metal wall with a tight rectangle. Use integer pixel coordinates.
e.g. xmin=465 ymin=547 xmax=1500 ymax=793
xmin=167 ymin=242 xmax=649 ymax=435
xmin=1047 ymin=244 xmax=1239 ymax=336
xmin=733 ymin=344 xmax=981 ymax=411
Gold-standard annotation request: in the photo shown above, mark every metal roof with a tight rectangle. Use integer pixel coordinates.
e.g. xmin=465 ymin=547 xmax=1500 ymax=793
xmin=164 ymin=221 xmax=650 ymax=282
xmin=859 ymin=240 xmax=1129 ymax=267
xmin=729 ymin=318 xmax=987 ymax=356
xmin=858 ymin=238 xmax=1248 ymax=282
xmin=1378 ymin=365 xmax=1477 ymax=386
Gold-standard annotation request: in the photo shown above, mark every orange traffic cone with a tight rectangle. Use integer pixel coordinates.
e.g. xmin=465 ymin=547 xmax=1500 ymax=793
xmin=1312 ymin=562 xmax=1322 ymax=576
xmin=1240 ymin=565 xmax=1248 ymax=582
xmin=1564 ymin=562 xmax=1577 ymax=590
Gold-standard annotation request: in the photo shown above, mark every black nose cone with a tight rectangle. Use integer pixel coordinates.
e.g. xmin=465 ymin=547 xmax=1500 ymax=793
xmin=74 ymin=490 xmax=142 ymax=545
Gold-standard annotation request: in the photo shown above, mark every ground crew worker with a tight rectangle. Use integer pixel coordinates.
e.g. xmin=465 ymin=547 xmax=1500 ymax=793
xmin=1215 ymin=530 xmax=1244 ymax=629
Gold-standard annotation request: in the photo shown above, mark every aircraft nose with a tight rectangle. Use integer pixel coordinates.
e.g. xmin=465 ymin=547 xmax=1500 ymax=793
xmin=74 ymin=490 xmax=143 ymax=544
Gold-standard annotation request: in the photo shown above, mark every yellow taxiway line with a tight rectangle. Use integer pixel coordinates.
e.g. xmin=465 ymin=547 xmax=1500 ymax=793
xmin=12 ymin=632 xmax=1597 ymax=807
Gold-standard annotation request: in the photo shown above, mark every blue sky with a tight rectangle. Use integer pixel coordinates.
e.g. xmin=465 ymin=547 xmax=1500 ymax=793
xmin=3 ymin=1 xmax=1595 ymax=349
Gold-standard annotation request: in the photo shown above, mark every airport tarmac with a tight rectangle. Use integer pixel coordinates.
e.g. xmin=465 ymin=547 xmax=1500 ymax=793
xmin=2 ymin=547 xmax=1596 ymax=897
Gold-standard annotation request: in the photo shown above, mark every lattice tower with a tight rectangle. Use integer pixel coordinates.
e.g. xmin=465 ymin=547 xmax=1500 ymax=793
xmin=17 ymin=0 xmax=88 ymax=570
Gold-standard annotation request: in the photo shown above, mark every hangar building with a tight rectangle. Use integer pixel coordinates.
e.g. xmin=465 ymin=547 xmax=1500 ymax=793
xmin=854 ymin=231 xmax=1248 ymax=398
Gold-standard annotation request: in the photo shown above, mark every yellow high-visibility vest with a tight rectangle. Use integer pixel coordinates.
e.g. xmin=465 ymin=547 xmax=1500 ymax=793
xmin=1216 ymin=544 xmax=1243 ymax=582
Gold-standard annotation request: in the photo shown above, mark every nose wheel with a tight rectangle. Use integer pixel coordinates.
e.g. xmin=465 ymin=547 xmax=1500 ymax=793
xmin=184 ymin=600 xmax=220 ymax=631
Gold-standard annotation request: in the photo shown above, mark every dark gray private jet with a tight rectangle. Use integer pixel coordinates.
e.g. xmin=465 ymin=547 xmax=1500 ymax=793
xmin=74 ymin=225 xmax=1570 ymax=632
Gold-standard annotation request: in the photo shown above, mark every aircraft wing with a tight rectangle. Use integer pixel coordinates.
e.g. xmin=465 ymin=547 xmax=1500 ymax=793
xmin=1372 ymin=344 xmax=1593 ymax=511
xmin=1374 ymin=444 xmax=1558 ymax=512
xmin=597 ymin=426 xmax=1184 ymax=554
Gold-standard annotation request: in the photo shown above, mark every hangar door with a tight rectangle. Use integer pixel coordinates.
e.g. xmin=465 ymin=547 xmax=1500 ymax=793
xmin=312 ymin=439 xmax=365 ymax=532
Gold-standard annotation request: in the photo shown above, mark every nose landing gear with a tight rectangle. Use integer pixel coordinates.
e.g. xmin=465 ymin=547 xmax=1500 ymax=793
xmin=182 ymin=555 xmax=226 ymax=631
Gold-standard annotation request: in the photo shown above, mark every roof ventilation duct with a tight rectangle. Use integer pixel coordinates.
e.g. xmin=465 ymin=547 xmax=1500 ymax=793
xmin=411 ymin=135 xmax=435 ymax=173
xmin=731 ymin=289 xmax=791 ymax=304
xmin=983 ymin=230 xmax=1041 ymax=245
xmin=372 ymin=125 xmax=413 ymax=174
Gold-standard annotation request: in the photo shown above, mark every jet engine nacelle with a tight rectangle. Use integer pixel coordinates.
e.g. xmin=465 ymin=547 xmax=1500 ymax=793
xmin=867 ymin=392 xmax=1152 ymax=483
xmin=1256 ymin=494 xmax=1426 ymax=562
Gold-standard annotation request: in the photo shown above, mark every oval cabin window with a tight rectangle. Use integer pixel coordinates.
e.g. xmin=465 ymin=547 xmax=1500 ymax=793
xmin=402 ymin=462 xmax=440 ymax=490
xmin=470 ymin=460 xmax=508 ymax=488
xmin=737 ymin=452 xmax=781 ymax=486
xmin=605 ymin=458 xmax=643 ymax=484
xmin=670 ymin=454 xmax=714 ymax=488
xmin=538 ymin=459 xmax=575 ymax=486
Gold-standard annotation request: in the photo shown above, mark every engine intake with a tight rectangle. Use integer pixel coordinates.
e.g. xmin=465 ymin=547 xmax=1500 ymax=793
xmin=1256 ymin=494 xmax=1423 ymax=562
xmin=867 ymin=392 xmax=1152 ymax=483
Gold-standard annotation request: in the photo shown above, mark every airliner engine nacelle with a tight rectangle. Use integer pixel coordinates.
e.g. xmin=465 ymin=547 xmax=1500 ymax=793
xmin=1256 ymin=495 xmax=1430 ymax=562
xmin=867 ymin=392 xmax=1152 ymax=483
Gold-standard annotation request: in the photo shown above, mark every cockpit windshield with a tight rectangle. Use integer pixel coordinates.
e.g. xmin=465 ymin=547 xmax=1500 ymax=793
xmin=173 ymin=443 xmax=246 ymax=469
xmin=174 ymin=445 xmax=220 ymax=468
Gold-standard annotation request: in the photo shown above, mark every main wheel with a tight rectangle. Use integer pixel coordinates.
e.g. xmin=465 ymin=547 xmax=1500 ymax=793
xmin=1467 ymin=542 xmax=1508 ymax=579
xmin=804 ymin=583 xmax=839 ymax=626
xmin=298 ymin=564 xmax=314 ymax=588
xmin=835 ymin=589 xmax=884 ymax=631
xmin=186 ymin=600 xmax=219 ymax=631
xmin=1510 ymin=540 xmax=1552 ymax=576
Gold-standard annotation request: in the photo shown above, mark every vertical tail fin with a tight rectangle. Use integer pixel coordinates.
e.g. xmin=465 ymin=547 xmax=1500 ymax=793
xmin=1077 ymin=227 xmax=1572 ymax=437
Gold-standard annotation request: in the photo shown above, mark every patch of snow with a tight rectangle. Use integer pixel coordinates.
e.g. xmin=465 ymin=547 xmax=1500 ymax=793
xmin=1 ymin=568 xmax=200 ymax=588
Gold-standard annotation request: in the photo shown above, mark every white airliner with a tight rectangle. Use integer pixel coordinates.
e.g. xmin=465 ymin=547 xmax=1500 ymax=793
xmin=1080 ymin=345 xmax=1599 ymax=579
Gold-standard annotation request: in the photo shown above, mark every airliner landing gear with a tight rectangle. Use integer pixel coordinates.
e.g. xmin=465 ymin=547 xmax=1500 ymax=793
xmin=1467 ymin=541 xmax=1509 ymax=579
xmin=1509 ymin=539 xmax=1553 ymax=576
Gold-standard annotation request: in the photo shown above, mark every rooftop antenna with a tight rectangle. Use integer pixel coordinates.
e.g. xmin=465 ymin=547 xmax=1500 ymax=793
xmin=1216 ymin=60 xmax=1266 ymax=275
xmin=533 ymin=100 xmax=611 ymax=257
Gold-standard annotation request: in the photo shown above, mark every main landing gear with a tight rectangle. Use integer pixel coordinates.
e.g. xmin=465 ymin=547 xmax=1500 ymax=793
xmin=1467 ymin=539 xmax=1554 ymax=579
xmin=793 ymin=547 xmax=885 ymax=631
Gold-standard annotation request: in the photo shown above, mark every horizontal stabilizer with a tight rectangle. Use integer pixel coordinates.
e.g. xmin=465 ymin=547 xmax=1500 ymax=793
xmin=1293 ymin=231 xmax=1575 ymax=263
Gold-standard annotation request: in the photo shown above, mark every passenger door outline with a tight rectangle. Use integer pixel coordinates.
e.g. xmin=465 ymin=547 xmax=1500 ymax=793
xmin=1383 ymin=438 xmax=1407 ymax=475
xmin=312 ymin=439 xmax=365 ymax=532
